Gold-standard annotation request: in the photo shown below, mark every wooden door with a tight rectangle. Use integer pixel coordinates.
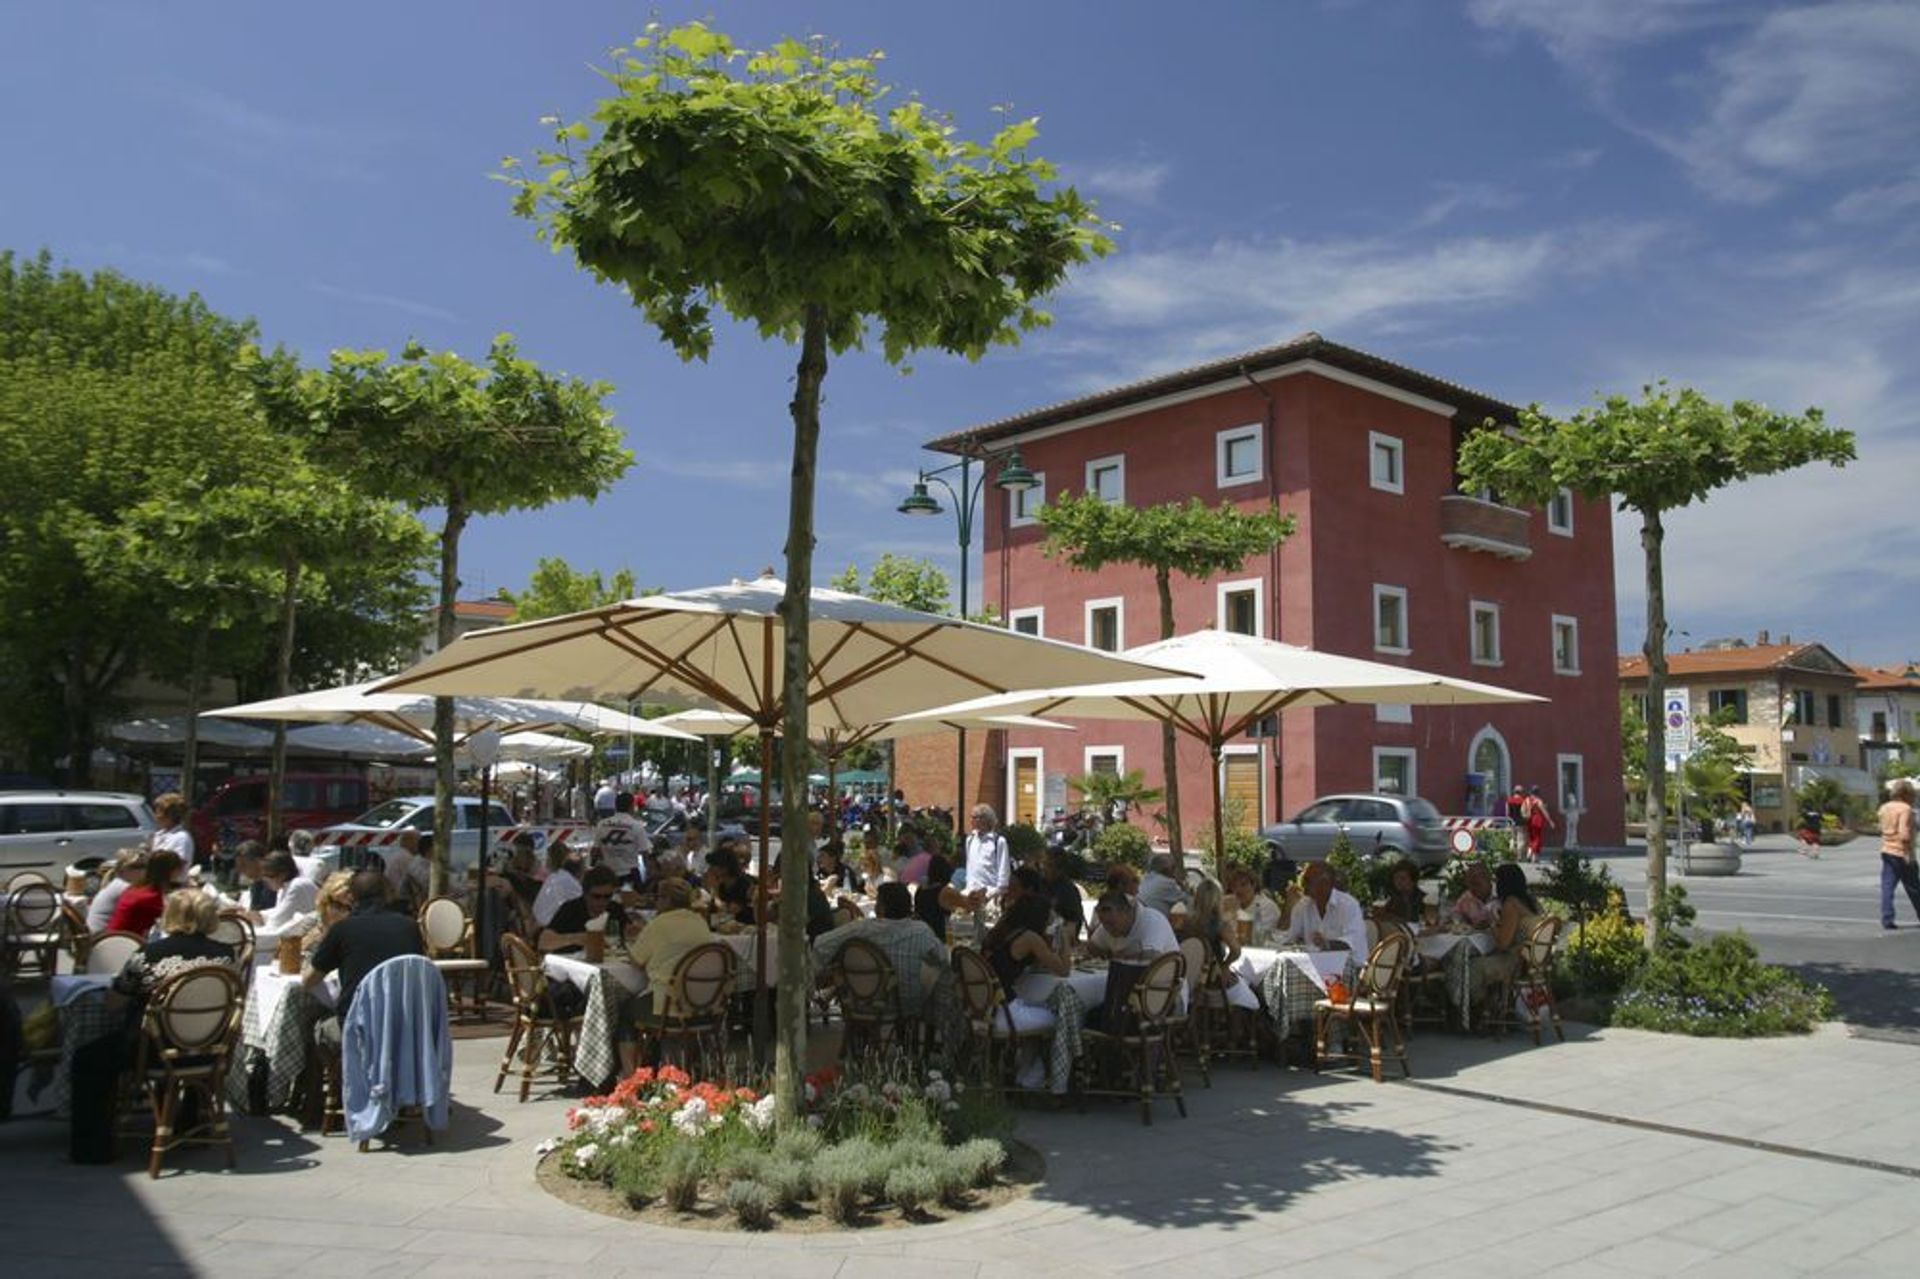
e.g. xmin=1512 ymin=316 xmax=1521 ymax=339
xmin=1012 ymin=755 xmax=1040 ymax=827
xmin=1223 ymin=752 xmax=1262 ymax=831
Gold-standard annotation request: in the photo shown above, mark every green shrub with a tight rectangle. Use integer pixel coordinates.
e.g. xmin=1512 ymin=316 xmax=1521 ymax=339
xmin=933 ymin=1149 xmax=974 ymax=1207
xmin=772 ymin=1126 xmax=825 ymax=1166
xmin=912 ymin=817 xmax=955 ymax=859
xmin=1004 ymin=822 xmax=1046 ymax=864
xmin=951 ymin=1137 xmax=1007 ymax=1189
xmin=1613 ymin=932 xmax=1833 ymax=1036
xmin=812 ymin=1143 xmax=872 ymax=1223
xmin=885 ymin=1163 xmax=940 ymax=1215
xmin=756 ymin=1152 xmax=809 ymax=1208
xmin=725 ymin=1179 xmax=774 ymax=1229
xmin=1093 ymin=822 xmax=1151 ymax=871
xmin=1559 ymin=908 xmax=1646 ymax=999
xmin=659 ymin=1141 xmax=704 ymax=1212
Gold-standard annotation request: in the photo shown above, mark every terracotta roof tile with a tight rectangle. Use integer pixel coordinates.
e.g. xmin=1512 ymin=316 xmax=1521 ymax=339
xmin=1852 ymin=664 xmax=1920 ymax=691
xmin=1619 ymin=643 xmax=1859 ymax=681
xmin=451 ymin=600 xmax=515 ymax=620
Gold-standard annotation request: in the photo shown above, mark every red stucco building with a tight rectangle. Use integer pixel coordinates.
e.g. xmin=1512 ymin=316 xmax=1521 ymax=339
xmin=914 ymin=333 xmax=1623 ymax=847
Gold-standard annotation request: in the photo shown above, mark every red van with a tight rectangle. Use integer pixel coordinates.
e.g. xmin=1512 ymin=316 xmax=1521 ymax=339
xmin=190 ymin=772 xmax=370 ymax=853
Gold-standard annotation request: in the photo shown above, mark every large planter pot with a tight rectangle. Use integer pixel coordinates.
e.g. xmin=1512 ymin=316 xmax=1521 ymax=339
xmin=1678 ymin=843 xmax=1742 ymax=877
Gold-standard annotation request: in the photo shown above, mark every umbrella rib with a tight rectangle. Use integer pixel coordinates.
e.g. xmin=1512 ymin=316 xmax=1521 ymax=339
xmin=1220 ymin=689 xmax=1313 ymax=741
xmin=376 ymin=607 xmax=660 ymax=689
xmin=599 ymin=619 xmax=750 ymax=716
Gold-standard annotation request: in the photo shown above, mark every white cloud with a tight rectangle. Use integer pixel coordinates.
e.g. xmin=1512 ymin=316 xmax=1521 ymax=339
xmin=1080 ymin=159 xmax=1171 ymax=204
xmin=311 ymin=283 xmax=457 ymax=323
xmin=1412 ymin=181 xmax=1522 ymax=228
xmin=1468 ymin=0 xmax=1738 ymax=67
xmin=1832 ymin=171 xmax=1920 ymax=225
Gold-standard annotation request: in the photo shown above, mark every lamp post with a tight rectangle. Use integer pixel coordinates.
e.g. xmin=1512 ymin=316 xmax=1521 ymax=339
xmin=898 ymin=446 xmax=1038 ymax=826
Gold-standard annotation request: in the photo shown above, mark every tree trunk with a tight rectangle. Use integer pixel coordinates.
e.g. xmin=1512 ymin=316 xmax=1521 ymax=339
xmin=1641 ymin=508 xmax=1668 ymax=949
xmin=432 ymin=493 xmax=469 ymax=900
xmin=1156 ymin=566 xmax=1182 ymax=858
xmin=774 ymin=304 xmax=828 ymax=1128
xmin=61 ymin=654 xmax=95 ymax=788
xmin=268 ymin=556 xmax=301 ymax=845
xmin=180 ymin=622 xmax=210 ymax=811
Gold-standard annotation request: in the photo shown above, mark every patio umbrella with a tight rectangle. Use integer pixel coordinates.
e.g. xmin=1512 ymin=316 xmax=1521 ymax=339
xmin=898 ymin=629 xmax=1545 ymax=874
xmin=203 ymin=680 xmax=693 ymax=745
xmin=374 ymin=574 xmax=1185 ymax=1047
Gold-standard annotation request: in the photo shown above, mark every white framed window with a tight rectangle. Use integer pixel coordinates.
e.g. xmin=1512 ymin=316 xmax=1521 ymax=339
xmin=1556 ymin=754 xmax=1585 ymax=818
xmin=1373 ymin=584 xmax=1409 ymax=655
xmin=1547 ymin=487 xmax=1574 ymax=536
xmin=1369 ymin=432 xmax=1404 ymax=495
xmin=1373 ymin=747 xmax=1417 ymax=799
xmin=1216 ymin=577 xmax=1264 ymax=638
xmin=1085 ymin=596 xmax=1124 ymax=652
xmin=1085 ymin=454 xmax=1126 ymax=504
xmin=1216 ymin=424 xmax=1263 ymax=488
xmin=1470 ymin=600 xmax=1501 ymax=666
xmin=1008 ymin=472 xmax=1047 ymax=527
xmin=1009 ymin=606 xmax=1044 ymax=638
xmin=1084 ymin=745 xmax=1124 ymax=777
xmin=1551 ymin=614 xmax=1580 ymax=675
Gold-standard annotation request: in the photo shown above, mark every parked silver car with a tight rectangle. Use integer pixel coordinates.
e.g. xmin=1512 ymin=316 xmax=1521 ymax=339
xmin=0 ymin=791 xmax=156 ymax=879
xmin=1259 ymin=792 xmax=1450 ymax=867
xmin=312 ymin=795 xmax=516 ymax=875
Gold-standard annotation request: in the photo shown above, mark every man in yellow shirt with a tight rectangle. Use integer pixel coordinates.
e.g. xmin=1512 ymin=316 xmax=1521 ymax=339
xmin=1877 ymin=779 xmax=1920 ymax=930
xmin=627 ymin=877 xmax=716 ymax=1016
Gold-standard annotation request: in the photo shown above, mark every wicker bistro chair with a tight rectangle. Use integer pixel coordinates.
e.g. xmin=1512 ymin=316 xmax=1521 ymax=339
xmin=1313 ymin=930 xmax=1413 ymax=1083
xmin=419 ymin=896 xmax=492 ymax=1019
xmin=141 ymin=964 xmax=246 ymax=1177
xmin=495 ymin=932 xmax=581 ymax=1102
xmin=83 ymin=929 xmax=146 ymax=976
xmin=3 ymin=882 xmax=65 ymax=982
xmin=211 ymin=910 xmax=257 ymax=980
xmin=1489 ymin=915 xmax=1566 ymax=1045
xmin=827 ymin=936 xmax=907 ymax=1059
xmin=638 ymin=942 xmax=737 ymax=1077
xmin=1080 ymin=950 xmax=1190 ymax=1126
xmin=1173 ymin=937 xmax=1214 ymax=1088
xmin=950 ymin=945 xmax=1051 ymax=1091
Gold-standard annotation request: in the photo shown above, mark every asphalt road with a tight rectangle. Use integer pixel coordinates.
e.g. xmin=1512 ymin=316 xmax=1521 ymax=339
xmin=1589 ymin=834 xmax=1920 ymax=1037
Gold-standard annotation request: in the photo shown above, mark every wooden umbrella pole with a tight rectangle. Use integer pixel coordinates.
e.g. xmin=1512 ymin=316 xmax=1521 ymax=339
xmin=1210 ymin=741 xmax=1227 ymax=881
xmin=754 ymin=730 xmax=773 ymax=1060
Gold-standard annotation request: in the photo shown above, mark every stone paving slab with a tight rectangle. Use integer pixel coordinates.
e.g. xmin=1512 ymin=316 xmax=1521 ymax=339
xmin=4 ymin=1017 xmax=1918 ymax=1277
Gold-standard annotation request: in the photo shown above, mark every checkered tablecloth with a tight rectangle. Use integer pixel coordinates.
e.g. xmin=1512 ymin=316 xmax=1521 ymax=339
xmin=225 ymin=970 xmax=336 ymax=1112
xmin=1416 ymin=930 xmax=1492 ymax=1026
xmin=1253 ymin=949 xmax=1357 ymax=1031
xmin=25 ymin=987 xmax=125 ymax=1115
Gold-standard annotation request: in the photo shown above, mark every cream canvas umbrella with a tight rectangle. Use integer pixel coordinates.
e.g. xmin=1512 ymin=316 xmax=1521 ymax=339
xmin=375 ymin=574 xmax=1186 ymax=1047
xmin=898 ymin=629 xmax=1545 ymax=873
xmin=204 ymin=679 xmax=694 ymax=745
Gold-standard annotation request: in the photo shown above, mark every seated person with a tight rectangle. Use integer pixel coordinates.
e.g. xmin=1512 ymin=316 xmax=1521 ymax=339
xmin=1087 ymin=888 xmax=1181 ymax=961
xmin=913 ymin=852 xmax=978 ymax=942
xmin=1180 ymin=877 xmax=1257 ymax=1011
xmin=894 ymin=831 xmax=932 ymax=887
xmin=812 ymin=883 xmax=948 ymax=1017
xmin=232 ymin=840 xmax=275 ymax=912
xmin=816 ymin=841 xmax=860 ymax=895
xmin=1282 ymin=863 xmax=1370 ymax=955
xmin=1103 ymin=864 xmax=1142 ymax=903
xmin=857 ymin=845 xmax=895 ymax=894
xmin=1450 ymin=863 xmax=1499 ymax=930
xmin=86 ymin=848 xmax=147 ymax=934
xmin=1042 ymin=850 xmax=1086 ymax=951
xmin=109 ymin=890 xmax=239 ymax=1006
xmin=254 ymin=851 xmax=321 ymax=930
xmin=539 ymin=865 xmax=629 ymax=954
xmin=703 ymin=848 xmax=755 ymax=926
xmin=623 ymin=878 xmax=717 ymax=1073
xmin=980 ymin=894 xmax=1070 ymax=1090
xmin=1225 ymin=867 xmax=1283 ymax=945
xmin=1377 ymin=861 xmax=1430 ymax=926
xmin=287 ymin=829 xmax=327 ymax=885
xmin=493 ymin=836 xmax=544 ymax=937
xmin=681 ymin=818 xmax=709 ymax=878
xmin=532 ymin=842 xmax=584 ymax=928
xmin=305 ymin=871 xmax=428 ymax=1050
xmin=1137 ymin=853 xmax=1192 ymax=921
xmin=384 ymin=829 xmax=432 ymax=910
xmin=1476 ymin=862 xmax=1544 ymax=997
xmin=303 ymin=871 xmax=356 ymax=958
xmin=107 ymin=850 xmax=185 ymax=937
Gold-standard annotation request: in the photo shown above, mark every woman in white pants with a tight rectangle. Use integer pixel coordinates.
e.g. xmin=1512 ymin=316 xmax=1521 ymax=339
xmin=984 ymin=895 xmax=1069 ymax=1089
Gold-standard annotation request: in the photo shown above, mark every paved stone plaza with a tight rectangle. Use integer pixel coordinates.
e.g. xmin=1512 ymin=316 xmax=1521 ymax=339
xmin=3 ymin=1006 xmax=1916 ymax=1278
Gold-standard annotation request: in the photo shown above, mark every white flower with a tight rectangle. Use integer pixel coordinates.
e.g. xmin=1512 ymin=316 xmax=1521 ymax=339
xmin=744 ymin=1095 xmax=778 ymax=1133
xmin=571 ymin=1142 xmax=600 ymax=1166
xmin=536 ymin=1137 xmax=560 ymax=1156
xmin=670 ymin=1097 xmax=711 ymax=1137
xmin=924 ymin=1080 xmax=952 ymax=1105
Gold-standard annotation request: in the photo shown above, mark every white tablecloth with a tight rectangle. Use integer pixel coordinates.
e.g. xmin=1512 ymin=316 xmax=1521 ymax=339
xmin=1416 ymin=929 xmax=1495 ymax=962
xmin=544 ymin=954 xmax=646 ymax=994
xmin=1237 ymin=947 xmax=1348 ymax=993
xmin=1015 ymin=965 xmax=1108 ymax=1008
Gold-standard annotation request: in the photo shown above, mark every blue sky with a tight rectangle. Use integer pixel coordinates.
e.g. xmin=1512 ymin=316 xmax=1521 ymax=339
xmin=4 ymin=1 xmax=1915 ymax=664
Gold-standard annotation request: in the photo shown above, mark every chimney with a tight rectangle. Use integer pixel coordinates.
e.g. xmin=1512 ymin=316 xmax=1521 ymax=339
xmin=1757 ymin=629 xmax=1769 ymax=645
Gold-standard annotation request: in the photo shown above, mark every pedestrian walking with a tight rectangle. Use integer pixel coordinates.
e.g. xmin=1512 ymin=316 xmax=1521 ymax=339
xmin=1795 ymin=806 xmax=1823 ymax=858
xmin=1522 ymin=786 xmax=1554 ymax=862
xmin=1736 ymin=800 xmax=1756 ymax=850
xmin=1876 ymin=779 xmax=1920 ymax=930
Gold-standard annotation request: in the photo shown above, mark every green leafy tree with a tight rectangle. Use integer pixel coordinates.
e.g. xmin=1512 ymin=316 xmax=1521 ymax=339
xmin=1459 ymin=383 xmax=1854 ymax=946
xmin=507 ymin=556 xmax=640 ymax=623
xmin=1067 ymin=768 xmax=1164 ymax=823
xmin=507 ymin=22 xmax=1109 ymax=1123
xmin=1037 ymin=493 xmax=1295 ymax=857
xmin=830 ymin=554 xmax=950 ymax=615
xmin=252 ymin=338 xmax=629 ymax=892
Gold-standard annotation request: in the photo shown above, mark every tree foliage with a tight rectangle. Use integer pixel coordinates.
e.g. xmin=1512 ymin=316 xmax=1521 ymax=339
xmin=507 ymin=556 xmax=641 ymax=623
xmin=1459 ymin=382 xmax=1854 ymax=945
xmin=249 ymin=336 xmax=628 ymax=890
xmin=830 ymin=554 xmax=951 ymax=615
xmin=1038 ymin=493 xmax=1295 ymax=858
xmin=506 ymin=21 xmax=1109 ymax=1125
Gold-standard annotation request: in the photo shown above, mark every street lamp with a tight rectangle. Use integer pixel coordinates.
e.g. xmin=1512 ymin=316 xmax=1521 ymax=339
xmin=897 ymin=446 xmax=1038 ymax=827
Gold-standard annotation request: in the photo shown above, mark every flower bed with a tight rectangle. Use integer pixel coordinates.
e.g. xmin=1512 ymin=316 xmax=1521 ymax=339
xmin=538 ymin=1060 xmax=1037 ymax=1231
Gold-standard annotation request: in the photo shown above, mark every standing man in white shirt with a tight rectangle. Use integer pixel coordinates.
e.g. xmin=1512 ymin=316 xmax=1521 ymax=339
xmin=533 ymin=842 xmax=584 ymax=927
xmin=593 ymin=791 xmax=652 ymax=890
xmin=1283 ymin=863 xmax=1370 ymax=956
xmin=384 ymin=829 xmax=432 ymax=908
xmin=962 ymin=804 xmax=1011 ymax=908
xmin=592 ymin=778 xmax=616 ymax=820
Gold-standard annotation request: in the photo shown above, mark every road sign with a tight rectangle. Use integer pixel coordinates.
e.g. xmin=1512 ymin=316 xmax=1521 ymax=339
xmin=1663 ymin=687 xmax=1694 ymax=758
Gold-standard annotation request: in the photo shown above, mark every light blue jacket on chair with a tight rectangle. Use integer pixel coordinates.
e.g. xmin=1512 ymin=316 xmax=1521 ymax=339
xmin=342 ymin=954 xmax=452 ymax=1144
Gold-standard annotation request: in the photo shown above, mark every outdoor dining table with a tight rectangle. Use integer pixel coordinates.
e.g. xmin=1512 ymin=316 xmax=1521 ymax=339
xmin=1413 ymin=926 xmax=1495 ymax=1025
xmin=21 ymin=975 xmax=120 ymax=1117
xmin=544 ymin=930 xmax=776 ymax=1088
xmin=227 ymin=967 xmax=337 ymax=1113
xmin=1243 ymin=946 xmax=1357 ymax=1031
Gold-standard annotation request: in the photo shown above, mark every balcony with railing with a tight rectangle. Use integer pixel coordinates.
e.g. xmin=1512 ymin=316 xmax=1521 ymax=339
xmin=1439 ymin=494 xmax=1532 ymax=560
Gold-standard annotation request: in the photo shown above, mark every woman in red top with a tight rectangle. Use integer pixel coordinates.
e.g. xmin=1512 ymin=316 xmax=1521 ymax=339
xmin=106 ymin=850 xmax=183 ymax=936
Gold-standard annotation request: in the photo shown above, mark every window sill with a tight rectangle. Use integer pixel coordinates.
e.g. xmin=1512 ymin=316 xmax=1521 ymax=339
xmin=1374 ymin=645 xmax=1411 ymax=658
xmin=1554 ymin=665 xmax=1581 ymax=677
xmin=1370 ymin=481 xmax=1405 ymax=496
xmin=1472 ymin=657 xmax=1504 ymax=668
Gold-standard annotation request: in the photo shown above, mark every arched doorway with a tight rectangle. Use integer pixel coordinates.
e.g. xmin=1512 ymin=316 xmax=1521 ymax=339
xmin=1467 ymin=725 xmax=1511 ymax=817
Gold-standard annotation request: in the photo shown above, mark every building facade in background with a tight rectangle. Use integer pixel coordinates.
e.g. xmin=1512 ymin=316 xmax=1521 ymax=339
xmin=909 ymin=333 xmax=1623 ymax=846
